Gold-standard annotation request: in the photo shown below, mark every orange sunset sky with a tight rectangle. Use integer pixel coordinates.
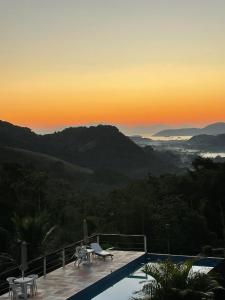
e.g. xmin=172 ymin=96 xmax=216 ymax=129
xmin=1 ymin=0 xmax=225 ymax=135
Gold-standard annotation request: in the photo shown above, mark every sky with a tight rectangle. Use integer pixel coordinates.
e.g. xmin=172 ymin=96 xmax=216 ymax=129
xmin=0 ymin=0 xmax=225 ymax=135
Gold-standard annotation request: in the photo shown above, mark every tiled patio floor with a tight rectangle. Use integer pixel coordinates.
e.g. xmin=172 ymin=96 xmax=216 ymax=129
xmin=0 ymin=250 xmax=144 ymax=300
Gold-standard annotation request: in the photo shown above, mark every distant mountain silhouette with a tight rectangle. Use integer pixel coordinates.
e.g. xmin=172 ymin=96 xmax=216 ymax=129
xmin=0 ymin=120 xmax=37 ymax=149
xmin=153 ymin=122 xmax=225 ymax=137
xmin=0 ymin=120 xmax=181 ymax=176
xmin=187 ymin=134 xmax=225 ymax=151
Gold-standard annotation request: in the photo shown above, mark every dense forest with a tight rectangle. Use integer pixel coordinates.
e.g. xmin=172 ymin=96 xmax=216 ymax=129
xmin=0 ymin=156 xmax=225 ymax=262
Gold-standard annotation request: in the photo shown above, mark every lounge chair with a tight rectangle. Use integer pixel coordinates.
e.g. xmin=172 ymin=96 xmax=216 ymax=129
xmin=90 ymin=243 xmax=113 ymax=260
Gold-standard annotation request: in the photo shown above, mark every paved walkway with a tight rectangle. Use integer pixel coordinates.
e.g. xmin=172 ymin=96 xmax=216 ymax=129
xmin=0 ymin=250 xmax=144 ymax=300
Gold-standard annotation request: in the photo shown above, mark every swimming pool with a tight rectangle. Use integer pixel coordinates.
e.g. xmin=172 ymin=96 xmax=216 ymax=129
xmin=68 ymin=254 xmax=223 ymax=300
xmin=91 ymin=266 xmax=151 ymax=300
xmin=91 ymin=263 xmax=215 ymax=300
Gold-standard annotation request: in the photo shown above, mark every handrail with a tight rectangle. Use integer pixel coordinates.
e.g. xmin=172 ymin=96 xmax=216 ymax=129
xmin=96 ymin=233 xmax=145 ymax=237
xmin=26 ymin=233 xmax=145 ymax=263
xmin=93 ymin=233 xmax=147 ymax=253
xmin=0 ymin=233 xmax=145 ymax=276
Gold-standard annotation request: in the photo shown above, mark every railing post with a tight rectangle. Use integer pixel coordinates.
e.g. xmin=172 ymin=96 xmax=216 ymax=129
xmin=62 ymin=248 xmax=65 ymax=269
xmin=166 ymin=223 xmax=170 ymax=254
xmin=97 ymin=235 xmax=100 ymax=244
xmin=43 ymin=257 xmax=47 ymax=278
xmin=144 ymin=235 xmax=147 ymax=253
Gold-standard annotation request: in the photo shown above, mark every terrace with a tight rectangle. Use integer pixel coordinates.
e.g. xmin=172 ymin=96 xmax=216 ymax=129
xmin=0 ymin=234 xmax=146 ymax=300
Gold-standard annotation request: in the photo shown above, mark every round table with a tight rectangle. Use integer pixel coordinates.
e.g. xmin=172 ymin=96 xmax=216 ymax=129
xmin=14 ymin=277 xmax=34 ymax=299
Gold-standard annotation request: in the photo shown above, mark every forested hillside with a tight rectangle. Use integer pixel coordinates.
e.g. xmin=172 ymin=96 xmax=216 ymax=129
xmin=1 ymin=157 xmax=225 ymax=260
xmin=0 ymin=121 xmax=182 ymax=176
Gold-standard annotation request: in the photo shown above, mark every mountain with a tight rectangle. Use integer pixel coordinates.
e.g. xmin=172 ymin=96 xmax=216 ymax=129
xmin=40 ymin=125 xmax=147 ymax=173
xmin=203 ymin=123 xmax=225 ymax=135
xmin=153 ymin=122 xmax=225 ymax=137
xmin=0 ymin=120 xmax=181 ymax=177
xmin=187 ymin=134 xmax=225 ymax=151
xmin=0 ymin=120 xmax=37 ymax=149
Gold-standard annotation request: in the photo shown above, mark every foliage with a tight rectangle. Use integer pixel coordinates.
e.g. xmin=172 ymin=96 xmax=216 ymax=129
xmin=134 ymin=260 xmax=223 ymax=300
xmin=11 ymin=213 xmax=57 ymax=258
xmin=1 ymin=156 xmax=225 ymax=262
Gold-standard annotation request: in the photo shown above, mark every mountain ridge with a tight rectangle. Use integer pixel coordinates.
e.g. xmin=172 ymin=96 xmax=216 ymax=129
xmin=187 ymin=134 xmax=225 ymax=151
xmin=153 ymin=122 xmax=225 ymax=137
xmin=0 ymin=120 xmax=181 ymax=176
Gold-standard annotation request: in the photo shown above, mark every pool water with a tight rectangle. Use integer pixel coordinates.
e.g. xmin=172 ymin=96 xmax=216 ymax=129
xmin=92 ymin=267 xmax=151 ymax=300
xmin=91 ymin=263 xmax=214 ymax=300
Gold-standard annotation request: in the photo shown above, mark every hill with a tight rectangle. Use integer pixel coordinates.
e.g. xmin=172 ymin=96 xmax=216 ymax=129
xmin=0 ymin=120 xmax=37 ymax=149
xmin=154 ymin=122 xmax=225 ymax=137
xmin=187 ymin=134 xmax=225 ymax=151
xmin=40 ymin=125 xmax=147 ymax=173
xmin=0 ymin=146 xmax=93 ymax=177
xmin=0 ymin=120 xmax=182 ymax=176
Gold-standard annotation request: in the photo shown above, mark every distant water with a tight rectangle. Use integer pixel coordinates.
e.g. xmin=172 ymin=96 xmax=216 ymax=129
xmin=201 ymin=152 xmax=225 ymax=158
xmin=140 ymin=135 xmax=225 ymax=159
xmin=150 ymin=136 xmax=192 ymax=141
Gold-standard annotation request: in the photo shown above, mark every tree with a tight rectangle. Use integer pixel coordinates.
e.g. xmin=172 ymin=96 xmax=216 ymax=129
xmin=11 ymin=213 xmax=57 ymax=258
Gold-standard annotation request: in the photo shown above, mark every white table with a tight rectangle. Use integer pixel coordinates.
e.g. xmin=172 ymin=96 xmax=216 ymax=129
xmin=14 ymin=277 xmax=34 ymax=299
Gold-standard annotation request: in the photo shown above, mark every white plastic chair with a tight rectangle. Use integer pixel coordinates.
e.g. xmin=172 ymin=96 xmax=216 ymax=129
xmin=6 ymin=277 xmax=16 ymax=299
xmin=74 ymin=246 xmax=88 ymax=266
xmin=27 ymin=274 xmax=38 ymax=295
xmin=11 ymin=282 xmax=22 ymax=300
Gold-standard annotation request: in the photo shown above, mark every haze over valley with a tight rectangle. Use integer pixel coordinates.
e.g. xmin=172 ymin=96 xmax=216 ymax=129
xmin=130 ymin=122 xmax=225 ymax=162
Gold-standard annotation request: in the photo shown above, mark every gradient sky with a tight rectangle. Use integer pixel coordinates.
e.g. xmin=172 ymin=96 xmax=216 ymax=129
xmin=1 ymin=0 xmax=225 ymax=134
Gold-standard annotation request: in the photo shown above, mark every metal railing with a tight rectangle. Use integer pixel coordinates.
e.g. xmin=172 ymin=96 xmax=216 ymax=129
xmin=0 ymin=233 xmax=146 ymax=295
xmin=90 ymin=233 xmax=147 ymax=252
